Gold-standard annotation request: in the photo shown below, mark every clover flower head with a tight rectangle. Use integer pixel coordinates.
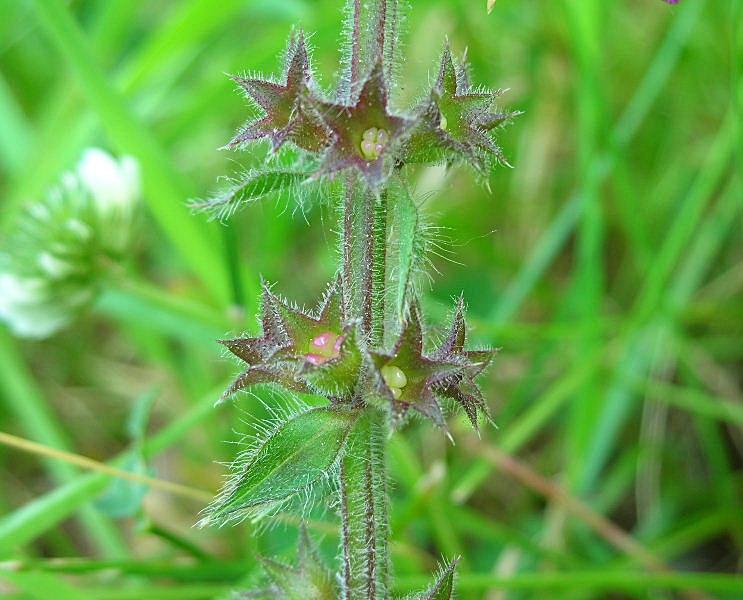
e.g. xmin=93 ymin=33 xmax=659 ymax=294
xmin=0 ymin=148 xmax=140 ymax=339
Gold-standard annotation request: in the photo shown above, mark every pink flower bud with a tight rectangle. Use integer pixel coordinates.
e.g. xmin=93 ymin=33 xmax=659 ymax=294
xmin=305 ymin=331 xmax=343 ymax=365
xmin=311 ymin=332 xmax=334 ymax=350
xmin=305 ymin=353 xmax=328 ymax=366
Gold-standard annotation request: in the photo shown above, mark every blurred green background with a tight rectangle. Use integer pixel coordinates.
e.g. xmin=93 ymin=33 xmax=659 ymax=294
xmin=1 ymin=0 xmax=741 ymax=598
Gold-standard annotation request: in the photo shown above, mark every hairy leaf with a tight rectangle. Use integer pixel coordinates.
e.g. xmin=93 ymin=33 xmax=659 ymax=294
xmin=201 ymin=407 xmax=358 ymax=525
xmin=96 ymin=388 xmax=158 ymax=518
xmin=190 ymin=169 xmax=310 ymax=220
xmin=410 ymin=558 xmax=459 ymax=600
xmin=394 ymin=184 xmax=419 ymax=321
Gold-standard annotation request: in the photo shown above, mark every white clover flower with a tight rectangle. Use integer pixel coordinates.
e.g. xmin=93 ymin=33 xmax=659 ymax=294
xmin=77 ymin=148 xmax=140 ymax=254
xmin=0 ymin=148 xmax=140 ymax=339
xmin=38 ymin=252 xmax=77 ymax=279
xmin=0 ymin=274 xmax=71 ymax=339
xmin=77 ymin=148 xmax=140 ymax=214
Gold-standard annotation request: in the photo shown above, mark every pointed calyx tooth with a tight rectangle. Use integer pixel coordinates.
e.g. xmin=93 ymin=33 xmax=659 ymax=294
xmin=313 ymin=60 xmax=414 ymax=185
xmin=370 ymin=304 xmax=460 ymax=430
xmin=224 ymin=17 xmax=516 ymax=188
xmin=228 ymin=31 xmax=330 ymax=153
xmin=369 ymin=298 xmax=494 ymax=433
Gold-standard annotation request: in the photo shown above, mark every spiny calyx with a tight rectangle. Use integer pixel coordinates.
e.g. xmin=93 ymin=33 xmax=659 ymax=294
xmin=316 ymin=61 xmax=412 ymax=184
xmin=219 ymin=277 xmax=362 ymax=400
xmin=229 ymin=31 xmax=329 ymax=153
xmin=404 ymin=45 xmax=519 ymax=172
xmin=233 ymin=526 xmax=337 ymax=599
xmin=371 ymin=302 xmax=494 ymax=432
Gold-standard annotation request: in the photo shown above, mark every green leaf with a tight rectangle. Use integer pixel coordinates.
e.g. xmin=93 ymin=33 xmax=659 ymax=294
xmin=0 ymin=72 xmax=32 ymax=174
xmin=202 ymin=407 xmax=358 ymax=525
xmin=394 ymin=184 xmax=419 ymax=321
xmin=0 ymin=383 xmax=227 ymax=555
xmin=412 ymin=559 xmax=458 ymax=600
xmin=30 ymin=0 xmax=232 ymax=305
xmin=190 ymin=169 xmax=310 ymax=220
xmin=127 ymin=387 xmax=159 ymax=442
xmin=1 ymin=572 xmax=95 ymax=600
xmin=96 ymin=389 xmax=159 ymax=518
xmin=0 ymin=329 xmax=126 ymax=556
xmin=95 ymin=455 xmax=150 ymax=518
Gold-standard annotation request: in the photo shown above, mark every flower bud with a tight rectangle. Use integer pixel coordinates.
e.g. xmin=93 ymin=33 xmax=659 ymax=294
xmin=359 ymin=127 xmax=390 ymax=161
xmin=381 ymin=365 xmax=407 ymax=389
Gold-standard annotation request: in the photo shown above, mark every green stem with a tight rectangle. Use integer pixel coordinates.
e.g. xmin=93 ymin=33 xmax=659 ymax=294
xmin=339 ymin=174 xmax=392 ymax=598
xmin=341 ymin=176 xmax=369 ymax=325
xmin=339 ymin=409 xmax=390 ymax=600
xmin=342 ymin=179 xmax=355 ymax=321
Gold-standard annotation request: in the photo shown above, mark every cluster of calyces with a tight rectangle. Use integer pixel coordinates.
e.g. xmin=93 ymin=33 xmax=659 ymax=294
xmin=231 ymin=525 xmax=337 ymax=599
xmin=225 ymin=26 xmax=517 ymax=190
xmin=221 ymin=279 xmax=494 ymax=437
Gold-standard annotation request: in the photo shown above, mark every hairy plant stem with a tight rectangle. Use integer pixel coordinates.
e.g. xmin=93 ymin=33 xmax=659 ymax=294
xmin=339 ymin=177 xmax=391 ymax=599
xmin=339 ymin=409 xmax=390 ymax=600
xmin=337 ymin=3 xmax=399 ymax=594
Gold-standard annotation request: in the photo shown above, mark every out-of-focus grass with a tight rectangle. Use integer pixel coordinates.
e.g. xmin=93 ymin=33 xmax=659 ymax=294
xmin=0 ymin=1 xmax=741 ymax=599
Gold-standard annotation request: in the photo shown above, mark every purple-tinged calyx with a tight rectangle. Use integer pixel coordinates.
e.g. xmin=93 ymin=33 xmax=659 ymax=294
xmin=228 ymin=32 xmax=330 ymax=153
xmin=243 ymin=525 xmax=338 ymax=598
xmin=370 ymin=304 xmax=467 ymax=432
xmin=404 ymin=45 xmax=517 ymax=172
xmin=220 ymin=277 xmax=363 ymax=400
xmin=316 ymin=61 xmax=413 ymax=186
xmin=432 ymin=296 xmax=496 ymax=430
